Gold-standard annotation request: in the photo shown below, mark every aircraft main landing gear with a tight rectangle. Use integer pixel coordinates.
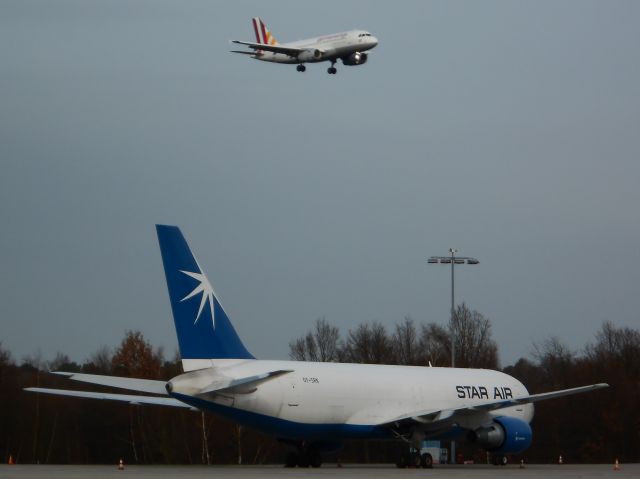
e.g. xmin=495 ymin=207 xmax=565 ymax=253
xmin=327 ymin=61 xmax=337 ymax=74
xmin=396 ymin=450 xmax=433 ymax=469
xmin=492 ymin=454 xmax=508 ymax=466
xmin=296 ymin=64 xmax=306 ymax=72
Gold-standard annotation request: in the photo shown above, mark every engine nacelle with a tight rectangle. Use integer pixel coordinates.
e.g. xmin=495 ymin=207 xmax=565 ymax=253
xmin=298 ymin=49 xmax=323 ymax=62
xmin=342 ymin=51 xmax=368 ymax=66
xmin=468 ymin=416 xmax=532 ymax=454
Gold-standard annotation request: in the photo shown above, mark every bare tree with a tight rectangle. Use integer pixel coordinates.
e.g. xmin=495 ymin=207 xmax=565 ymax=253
xmin=313 ymin=318 xmax=341 ymax=362
xmin=392 ymin=316 xmax=419 ymax=365
xmin=85 ymin=345 xmax=113 ymax=374
xmin=532 ymin=336 xmax=574 ymax=387
xmin=288 ymin=318 xmax=340 ymax=362
xmin=343 ymin=322 xmax=392 ymax=364
xmin=417 ymin=322 xmax=450 ymax=366
xmin=586 ymin=321 xmax=640 ymax=373
xmin=0 ymin=342 xmax=12 ymax=367
xmin=451 ymin=303 xmax=499 ymax=369
xmin=47 ymin=352 xmax=77 ymax=372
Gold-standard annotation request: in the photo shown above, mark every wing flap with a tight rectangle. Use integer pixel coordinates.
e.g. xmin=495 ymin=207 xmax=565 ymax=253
xmin=53 ymin=371 xmax=168 ymax=395
xmin=25 ymin=387 xmax=195 ymax=409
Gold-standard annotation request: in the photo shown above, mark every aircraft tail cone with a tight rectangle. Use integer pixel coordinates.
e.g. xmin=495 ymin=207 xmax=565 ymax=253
xmin=614 ymin=458 xmax=620 ymax=471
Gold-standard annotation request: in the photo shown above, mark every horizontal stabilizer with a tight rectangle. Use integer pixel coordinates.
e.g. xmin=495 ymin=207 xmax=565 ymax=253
xmin=25 ymin=388 xmax=195 ymax=409
xmin=199 ymin=369 xmax=293 ymax=395
xmin=53 ymin=372 xmax=168 ymax=395
xmin=231 ymin=40 xmax=303 ymax=57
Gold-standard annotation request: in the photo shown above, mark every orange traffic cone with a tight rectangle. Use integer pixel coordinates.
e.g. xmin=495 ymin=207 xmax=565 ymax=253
xmin=558 ymin=455 xmax=563 ymax=465
xmin=8 ymin=455 xmax=14 ymax=465
xmin=118 ymin=458 xmax=124 ymax=470
xmin=614 ymin=458 xmax=620 ymax=471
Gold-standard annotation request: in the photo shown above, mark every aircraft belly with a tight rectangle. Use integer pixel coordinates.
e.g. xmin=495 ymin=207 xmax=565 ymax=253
xmin=257 ymin=53 xmax=297 ymax=64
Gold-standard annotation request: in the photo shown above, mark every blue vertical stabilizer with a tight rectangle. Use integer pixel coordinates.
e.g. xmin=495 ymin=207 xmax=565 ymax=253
xmin=156 ymin=225 xmax=254 ymax=360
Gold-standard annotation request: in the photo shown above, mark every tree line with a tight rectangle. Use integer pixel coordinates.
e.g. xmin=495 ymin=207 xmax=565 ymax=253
xmin=0 ymin=307 xmax=638 ymax=464
xmin=289 ymin=304 xmax=498 ymax=369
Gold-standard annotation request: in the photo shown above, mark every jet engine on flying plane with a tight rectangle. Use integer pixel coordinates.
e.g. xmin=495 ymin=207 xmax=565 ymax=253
xmin=342 ymin=52 xmax=368 ymax=65
xmin=298 ymin=49 xmax=323 ymax=62
xmin=467 ymin=416 xmax=532 ymax=454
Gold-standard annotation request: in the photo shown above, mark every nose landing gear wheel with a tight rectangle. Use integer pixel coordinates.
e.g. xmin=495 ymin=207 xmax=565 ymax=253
xmin=327 ymin=66 xmax=337 ymax=74
xmin=296 ymin=64 xmax=306 ymax=72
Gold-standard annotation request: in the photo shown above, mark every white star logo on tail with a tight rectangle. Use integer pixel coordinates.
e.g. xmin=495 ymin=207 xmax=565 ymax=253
xmin=180 ymin=268 xmax=215 ymax=328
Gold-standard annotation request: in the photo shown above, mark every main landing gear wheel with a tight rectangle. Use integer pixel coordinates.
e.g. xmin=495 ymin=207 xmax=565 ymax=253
xmin=420 ymin=452 xmax=434 ymax=469
xmin=396 ymin=450 xmax=426 ymax=468
xmin=327 ymin=66 xmax=337 ymax=74
xmin=492 ymin=454 xmax=508 ymax=466
xmin=296 ymin=64 xmax=306 ymax=72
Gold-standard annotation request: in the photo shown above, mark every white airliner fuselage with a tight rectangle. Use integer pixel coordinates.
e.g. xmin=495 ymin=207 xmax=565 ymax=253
xmin=171 ymin=359 xmax=533 ymax=440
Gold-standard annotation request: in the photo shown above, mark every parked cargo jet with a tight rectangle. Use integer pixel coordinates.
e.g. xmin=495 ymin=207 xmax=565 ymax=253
xmin=230 ymin=18 xmax=378 ymax=74
xmin=26 ymin=226 xmax=608 ymax=468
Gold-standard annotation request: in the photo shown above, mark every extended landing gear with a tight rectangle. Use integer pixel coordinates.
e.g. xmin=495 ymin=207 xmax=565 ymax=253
xmin=284 ymin=449 xmax=322 ymax=468
xmin=327 ymin=61 xmax=337 ymax=74
xmin=396 ymin=451 xmax=433 ymax=469
xmin=492 ymin=454 xmax=508 ymax=466
xmin=296 ymin=64 xmax=306 ymax=72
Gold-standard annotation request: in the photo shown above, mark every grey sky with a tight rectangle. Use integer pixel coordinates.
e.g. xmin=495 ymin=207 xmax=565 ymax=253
xmin=1 ymin=1 xmax=639 ymax=367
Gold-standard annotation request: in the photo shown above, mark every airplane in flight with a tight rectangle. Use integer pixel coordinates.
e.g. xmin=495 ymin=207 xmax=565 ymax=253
xmin=230 ymin=17 xmax=378 ymax=74
xmin=26 ymin=225 xmax=608 ymax=468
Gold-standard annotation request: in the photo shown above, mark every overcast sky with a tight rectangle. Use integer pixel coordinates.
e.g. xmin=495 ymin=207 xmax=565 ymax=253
xmin=2 ymin=0 xmax=639 ymax=367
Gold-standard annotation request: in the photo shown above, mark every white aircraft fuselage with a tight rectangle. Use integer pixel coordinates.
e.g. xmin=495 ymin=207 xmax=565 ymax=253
xmin=252 ymin=30 xmax=378 ymax=64
xmin=170 ymin=359 xmax=532 ymax=441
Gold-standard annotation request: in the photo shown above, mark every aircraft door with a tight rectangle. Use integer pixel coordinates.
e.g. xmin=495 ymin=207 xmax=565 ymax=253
xmin=286 ymin=375 xmax=302 ymax=408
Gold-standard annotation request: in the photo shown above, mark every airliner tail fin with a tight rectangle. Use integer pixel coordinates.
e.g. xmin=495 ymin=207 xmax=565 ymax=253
xmin=252 ymin=17 xmax=278 ymax=45
xmin=156 ymin=225 xmax=254 ymax=368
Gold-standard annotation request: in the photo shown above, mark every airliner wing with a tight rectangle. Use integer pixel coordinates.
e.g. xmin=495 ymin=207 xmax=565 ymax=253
xmin=53 ymin=371 xmax=168 ymax=395
xmin=25 ymin=388 xmax=195 ymax=409
xmin=380 ymin=383 xmax=609 ymax=428
xmin=230 ymin=40 xmax=304 ymax=57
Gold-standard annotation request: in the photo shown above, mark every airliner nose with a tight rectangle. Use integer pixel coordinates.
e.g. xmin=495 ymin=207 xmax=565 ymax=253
xmin=371 ymin=36 xmax=379 ymax=47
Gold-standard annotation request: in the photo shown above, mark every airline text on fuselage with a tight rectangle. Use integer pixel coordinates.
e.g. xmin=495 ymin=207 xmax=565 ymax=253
xmin=456 ymin=385 xmax=513 ymax=400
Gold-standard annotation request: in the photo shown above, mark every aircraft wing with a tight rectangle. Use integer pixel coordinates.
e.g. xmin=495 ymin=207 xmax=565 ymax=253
xmin=25 ymin=387 xmax=195 ymax=409
xmin=52 ymin=371 xmax=168 ymax=395
xmin=379 ymin=383 xmax=609 ymax=428
xmin=230 ymin=40 xmax=305 ymax=57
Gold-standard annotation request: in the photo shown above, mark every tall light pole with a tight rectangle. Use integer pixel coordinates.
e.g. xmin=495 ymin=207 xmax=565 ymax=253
xmin=428 ymin=248 xmax=479 ymax=463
